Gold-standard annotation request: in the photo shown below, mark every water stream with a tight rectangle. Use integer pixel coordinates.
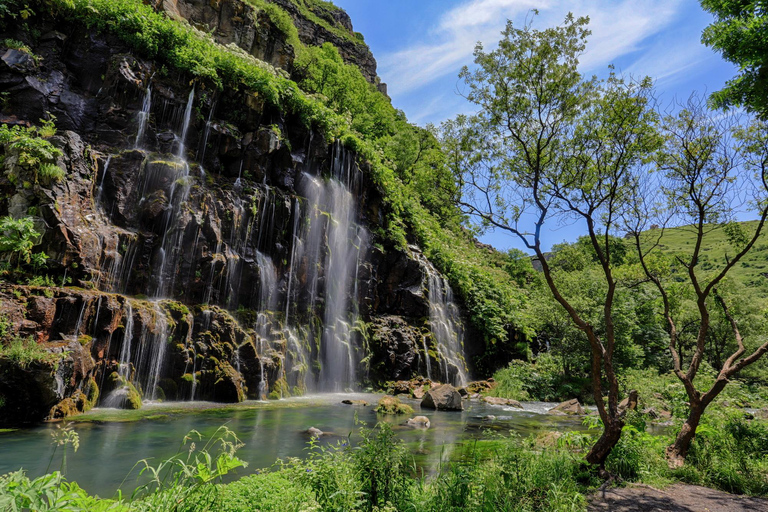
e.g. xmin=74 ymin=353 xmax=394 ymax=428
xmin=0 ymin=396 xmax=582 ymax=498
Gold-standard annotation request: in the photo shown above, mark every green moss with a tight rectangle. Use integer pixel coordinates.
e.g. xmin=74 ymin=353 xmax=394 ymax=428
xmin=85 ymin=377 xmax=99 ymax=409
xmin=125 ymin=384 xmax=142 ymax=410
xmin=375 ymin=396 xmax=414 ymax=415
xmin=271 ymin=378 xmax=291 ymax=399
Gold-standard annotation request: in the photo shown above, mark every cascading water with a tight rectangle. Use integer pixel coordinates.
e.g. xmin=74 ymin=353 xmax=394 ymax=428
xmin=117 ymin=303 xmax=134 ymax=381
xmin=423 ymin=262 xmax=469 ymax=387
xmin=288 ymin=143 xmax=369 ymax=391
xmin=135 ymin=85 xmax=152 ymax=148
xmin=254 ymin=250 xmax=277 ymax=398
xmin=153 ymin=87 xmax=194 ymax=298
xmin=129 ymin=302 xmax=169 ymax=401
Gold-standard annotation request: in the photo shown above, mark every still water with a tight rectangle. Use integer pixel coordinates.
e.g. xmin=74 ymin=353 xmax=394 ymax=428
xmin=0 ymin=394 xmax=584 ymax=497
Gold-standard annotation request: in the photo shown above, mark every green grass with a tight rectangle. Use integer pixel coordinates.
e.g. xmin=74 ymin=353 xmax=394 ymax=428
xmin=0 ymin=336 xmax=62 ymax=367
xmin=641 ymin=220 xmax=768 ymax=292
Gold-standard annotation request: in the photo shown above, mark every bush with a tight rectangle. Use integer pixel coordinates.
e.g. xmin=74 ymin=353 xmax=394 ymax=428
xmin=219 ymin=471 xmax=318 ymax=512
xmin=0 ymin=335 xmax=60 ymax=367
xmin=488 ymin=353 xmax=587 ymax=402
xmin=678 ymin=415 xmax=768 ymax=495
xmin=416 ymin=440 xmax=589 ymax=511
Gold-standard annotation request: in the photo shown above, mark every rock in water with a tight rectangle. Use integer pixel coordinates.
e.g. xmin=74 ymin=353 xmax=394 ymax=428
xmin=482 ymin=396 xmax=523 ymax=408
xmin=306 ymin=427 xmax=323 ymax=438
xmin=421 ymin=384 xmax=463 ymax=411
xmin=375 ymin=395 xmax=414 ymax=415
xmin=341 ymin=399 xmax=369 ymax=406
xmin=406 ymin=416 xmax=431 ymax=429
xmin=548 ymin=399 xmax=584 ymax=415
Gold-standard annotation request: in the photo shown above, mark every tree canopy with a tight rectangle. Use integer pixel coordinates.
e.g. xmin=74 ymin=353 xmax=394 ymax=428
xmin=701 ymin=0 xmax=768 ymax=117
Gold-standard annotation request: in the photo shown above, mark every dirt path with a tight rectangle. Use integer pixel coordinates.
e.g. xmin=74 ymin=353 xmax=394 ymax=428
xmin=588 ymin=484 xmax=768 ymax=511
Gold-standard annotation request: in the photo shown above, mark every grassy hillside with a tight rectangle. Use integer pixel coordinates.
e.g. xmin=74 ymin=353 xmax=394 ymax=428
xmin=643 ymin=220 xmax=768 ymax=292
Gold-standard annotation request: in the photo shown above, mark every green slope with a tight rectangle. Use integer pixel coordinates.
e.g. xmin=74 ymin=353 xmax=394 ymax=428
xmin=644 ymin=220 xmax=768 ymax=292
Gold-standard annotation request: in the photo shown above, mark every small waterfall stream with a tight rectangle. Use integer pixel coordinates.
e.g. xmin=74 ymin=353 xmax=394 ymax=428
xmin=135 ymin=85 xmax=152 ymax=148
xmin=426 ymin=266 xmax=469 ymax=387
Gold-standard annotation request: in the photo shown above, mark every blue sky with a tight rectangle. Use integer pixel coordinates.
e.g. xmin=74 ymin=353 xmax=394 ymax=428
xmin=332 ymin=0 xmax=738 ymax=252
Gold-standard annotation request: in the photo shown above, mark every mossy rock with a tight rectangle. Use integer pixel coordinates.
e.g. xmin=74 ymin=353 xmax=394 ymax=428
xmin=375 ymin=396 xmax=414 ymax=415
xmin=85 ymin=377 xmax=99 ymax=409
xmin=159 ymin=378 xmax=178 ymax=401
xmin=269 ymin=377 xmax=291 ymax=399
xmin=104 ymin=372 xmax=143 ymax=410
xmin=125 ymin=384 xmax=142 ymax=410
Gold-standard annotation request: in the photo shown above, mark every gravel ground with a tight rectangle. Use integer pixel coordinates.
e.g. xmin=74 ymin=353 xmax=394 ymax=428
xmin=588 ymin=484 xmax=768 ymax=511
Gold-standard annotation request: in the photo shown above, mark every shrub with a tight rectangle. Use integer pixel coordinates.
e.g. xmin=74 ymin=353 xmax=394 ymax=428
xmin=218 ymin=471 xmax=318 ymax=512
xmin=0 ymin=335 xmax=60 ymax=367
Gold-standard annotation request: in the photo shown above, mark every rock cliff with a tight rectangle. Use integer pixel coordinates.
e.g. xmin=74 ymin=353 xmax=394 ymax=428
xmin=0 ymin=1 xmax=465 ymax=425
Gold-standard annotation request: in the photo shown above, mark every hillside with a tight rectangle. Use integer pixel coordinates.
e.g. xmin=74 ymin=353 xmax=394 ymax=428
xmin=643 ymin=220 xmax=768 ymax=292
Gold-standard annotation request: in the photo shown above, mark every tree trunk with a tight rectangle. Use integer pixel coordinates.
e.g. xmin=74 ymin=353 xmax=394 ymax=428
xmin=586 ymin=418 xmax=624 ymax=468
xmin=666 ymin=401 xmax=704 ymax=468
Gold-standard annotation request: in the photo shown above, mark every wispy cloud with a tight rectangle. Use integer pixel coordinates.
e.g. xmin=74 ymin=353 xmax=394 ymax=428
xmin=379 ymin=0 xmax=688 ymax=99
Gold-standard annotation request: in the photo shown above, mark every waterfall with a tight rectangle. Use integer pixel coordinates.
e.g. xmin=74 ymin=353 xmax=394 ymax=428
xmin=153 ymin=87 xmax=195 ymax=298
xmin=131 ymin=302 xmax=169 ymax=401
xmin=289 ymin=142 xmax=369 ymax=391
xmin=135 ymin=86 xmax=152 ymax=148
xmin=117 ymin=303 xmax=134 ymax=381
xmin=177 ymin=88 xmax=194 ymax=159
xmin=421 ymin=334 xmax=432 ymax=381
xmin=425 ymin=266 xmax=469 ymax=387
xmin=197 ymin=99 xmax=216 ymax=163
xmin=97 ymin=155 xmax=112 ymax=201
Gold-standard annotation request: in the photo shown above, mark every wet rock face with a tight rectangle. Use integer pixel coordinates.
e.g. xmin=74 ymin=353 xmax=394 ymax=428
xmin=0 ymin=7 xmax=465 ymax=423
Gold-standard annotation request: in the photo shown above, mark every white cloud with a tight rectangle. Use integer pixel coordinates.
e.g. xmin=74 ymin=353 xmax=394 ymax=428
xmin=379 ymin=0 xmax=689 ymax=98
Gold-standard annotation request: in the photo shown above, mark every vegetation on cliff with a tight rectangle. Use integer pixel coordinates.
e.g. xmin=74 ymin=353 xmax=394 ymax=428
xmin=0 ymin=0 xmax=532 ymax=365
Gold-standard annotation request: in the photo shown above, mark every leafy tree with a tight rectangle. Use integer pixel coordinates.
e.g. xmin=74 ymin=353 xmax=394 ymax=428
xmin=701 ymin=0 xmax=768 ymax=118
xmin=443 ymin=13 xmax=661 ymax=468
xmin=626 ymin=97 xmax=768 ymax=465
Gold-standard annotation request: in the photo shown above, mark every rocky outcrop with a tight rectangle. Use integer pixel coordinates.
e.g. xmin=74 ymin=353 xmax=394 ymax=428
xmin=156 ymin=0 xmax=295 ymax=71
xmin=421 ymin=384 xmax=463 ymax=411
xmin=548 ymin=399 xmax=584 ymax=416
xmin=155 ymin=0 xmax=378 ymax=84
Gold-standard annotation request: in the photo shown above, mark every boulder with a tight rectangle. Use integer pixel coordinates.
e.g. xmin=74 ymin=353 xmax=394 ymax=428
xmin=405 ymin=416 xmax=430 ymax=429
xmin=548 ymin=399 xmax=584 ymax=416
xmin=618 ymin=390 xmax=638 ymax=414
xmin=483 ymin=396 xmax=523 ymax=408
xmin=341 ymin=399 xmax=369 ymax=406
xmin=421 ymin=384 xmax=463 ymax=411
xmin=412 ymin=385 xmax=426 ymax=400
xmin=375 ymin=395 xmax=414 ymax=415
xmin=306 ymin=427 xmax=323 ymax=438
